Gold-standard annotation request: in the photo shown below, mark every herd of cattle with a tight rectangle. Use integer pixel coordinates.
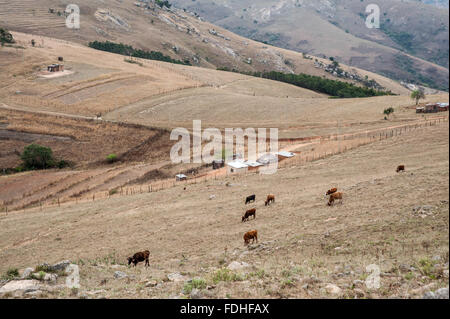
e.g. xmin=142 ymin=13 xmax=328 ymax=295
xmin=127 ymin=165 xmax=406 ymax=267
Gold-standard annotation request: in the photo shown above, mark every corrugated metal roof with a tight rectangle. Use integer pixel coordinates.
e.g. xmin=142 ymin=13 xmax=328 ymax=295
xmin=244 ymin=161 xmax=263 ymax=167
xmin=276 ymin=151 xmax=295 ymax=158
xmin=227 ymin=161 xmax=248 ymax=169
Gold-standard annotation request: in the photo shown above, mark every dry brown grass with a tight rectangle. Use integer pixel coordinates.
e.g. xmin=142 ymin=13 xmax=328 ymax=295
xmin=0 ymin=108 xmax=171 ymax=168
xmin=0 ymin=122 xmax=447 ymax=299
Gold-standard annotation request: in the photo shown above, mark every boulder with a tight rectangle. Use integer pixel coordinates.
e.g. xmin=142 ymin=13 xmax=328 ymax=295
xmin=410 ymin=282 xmax=437 ymax=295
xmin=189 ymin=288 xmax=203 ymax=299
xmin=21 ymin=268 xmax=34 ymax=279
xmin=43 ymin=273 xmax=58 ymax=282
xmin=0 ymin=280 xmax=41 ymax=295
xmin=325 ymin=283 xmax=342 ymax=295
xmin=423 ymin=287 xmax=449 ymax=299
xmin=113 ymin=271 xmax=128 ymax=279
xmin=167 ymin=273 xmax=187 ymax=282
xmin=50 ymin=260 xmax=71 ymax=272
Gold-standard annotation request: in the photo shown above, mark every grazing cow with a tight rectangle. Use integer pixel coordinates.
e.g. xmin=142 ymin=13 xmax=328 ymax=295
xmin=326 ymin=188 xmax=338 ymax=196
xmin=245 ymin=194 xmax=256 ymax=204
xmin=127 ymin=250 xmax=150 ymax=267
xmin=328 ymin=192 xmax=343 ymax=206
xmin=244 ymin=230 xmax=258 ymax=245
xmin=396 ymin=165 xmax=405 ymax=173
xmin=242 ymin=208 xmax=256 ymax=222
xmin=265 ymin=194 xmax=275 ymax=206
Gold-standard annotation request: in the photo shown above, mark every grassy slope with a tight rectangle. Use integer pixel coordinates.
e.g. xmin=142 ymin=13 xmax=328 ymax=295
xmin=0 ymin=0 xmax=411 ymax=94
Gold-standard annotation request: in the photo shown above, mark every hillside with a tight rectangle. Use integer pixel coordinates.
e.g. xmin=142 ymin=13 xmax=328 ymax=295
xmin=172 ymin=0 xmax=449 ymax=91
xmin=0 ymin=29 xmax=448 ymax=299
xmin=0 ymin=0 xmax=411 ymax=94
xmin=0 ymin=117 xmax=448 ymax=299
xmin=0 ymin=31 xmax=447 ymax=210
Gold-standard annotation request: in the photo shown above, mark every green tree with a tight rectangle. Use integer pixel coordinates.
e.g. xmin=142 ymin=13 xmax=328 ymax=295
xmin=0 ymin=28 xmax=14 ymax=46
xmin=21 ymin=144 xmax=55 ymax=170
xmin=383 ymin=107 xmax=395 ymax=119
xmin=106 ymin=154 xmax=118 ymax=164
xmin=411 ymin=89 xmax=425 ymax=105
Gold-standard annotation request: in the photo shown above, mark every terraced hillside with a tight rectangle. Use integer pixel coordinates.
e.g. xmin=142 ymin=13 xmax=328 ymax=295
xmin=0 ymin=0 xmax=414 ymax=93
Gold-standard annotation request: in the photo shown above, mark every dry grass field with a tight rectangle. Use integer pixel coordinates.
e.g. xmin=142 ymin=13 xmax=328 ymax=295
xmin=0 ymin=121 xmax=447 ymax=299
xmin=0 ymin=31 xmax=448 ymax=299
xmin=0 ymin=33 xmax=442 ymax=135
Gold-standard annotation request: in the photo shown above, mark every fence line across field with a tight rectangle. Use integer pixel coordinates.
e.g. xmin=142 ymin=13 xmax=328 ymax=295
xmin=1 ymin=116 xmax=448 ymax=214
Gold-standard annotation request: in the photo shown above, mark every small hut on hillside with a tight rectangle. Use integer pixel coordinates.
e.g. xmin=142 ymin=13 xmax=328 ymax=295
xmin=226 ymin=161 xmax=248 ymax=174
xmin=175 ymin=174 xmax=187 ymax=181
xmin=47 ymin=64 xmax=64 ymax=72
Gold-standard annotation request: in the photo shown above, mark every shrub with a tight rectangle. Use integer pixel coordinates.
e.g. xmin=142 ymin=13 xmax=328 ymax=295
xmin=217 ymin=69 xmax=395 ymax=98
xmin=280 ymin=278 xmax=294 ymax=288
xmin=4 ymin=268 xmax=19 ymax=279
xmin=124 ymin=58 xmax=143 ymax=66
xmin=383 ymin=107 xmax=395 ymax=118
xmin=20 ymin=144 xmax=55 ymax=170
xmin=88 ymin=41 xmax=190 ymax=65
xmin=0 ymin=28 xmax=14 ymax=45
xmin=156 ymin=0 xmax=172 ymax=8
xmin=183 ymin=278 xmax=207 ymax=294
xmin=56 ymin=159 xmax=71 ymax=169
xmin=411 ymin=89 xmax=426 ymax=105
xmin=212 ymin=268 xmax=243 ymax=284
xmin=106 ymin=154 xmax=118 ymax=164
xmin=36 ymin=271 xmax=46 ymax=281
xmin=35 ymin=264 xmax=52 ymax=273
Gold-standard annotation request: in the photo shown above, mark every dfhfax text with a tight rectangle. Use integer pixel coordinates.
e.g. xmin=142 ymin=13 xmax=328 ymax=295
xmin=180 ymin=303 xmax=270 ymax=317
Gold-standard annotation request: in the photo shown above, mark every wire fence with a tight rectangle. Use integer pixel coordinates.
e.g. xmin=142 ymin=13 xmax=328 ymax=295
xmin=1 ymin=116 xmax=448 ymax=214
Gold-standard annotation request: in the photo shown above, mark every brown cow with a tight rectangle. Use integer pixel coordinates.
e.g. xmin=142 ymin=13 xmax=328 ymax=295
xmin=396 ymin=165 xmax=405 ymax=173
xmin=127 ymin=250 xmax=150 ymax=267
xmin=328 ymin=192 xmax=343 ymax=206
xmin=265 ymin=194 xmax=275 ymax=206
xmin=244 ymin=230 xmax=258 ymax=245
xmin=326 ymin=188 xmax=338 ymax=196
xmin=242 ymin=208 xmax=256 ymax=222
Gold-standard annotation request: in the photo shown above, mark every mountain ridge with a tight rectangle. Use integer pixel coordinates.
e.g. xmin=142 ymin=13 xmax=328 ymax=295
xmin=172 ymin=0 xmax=449 ymax=91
